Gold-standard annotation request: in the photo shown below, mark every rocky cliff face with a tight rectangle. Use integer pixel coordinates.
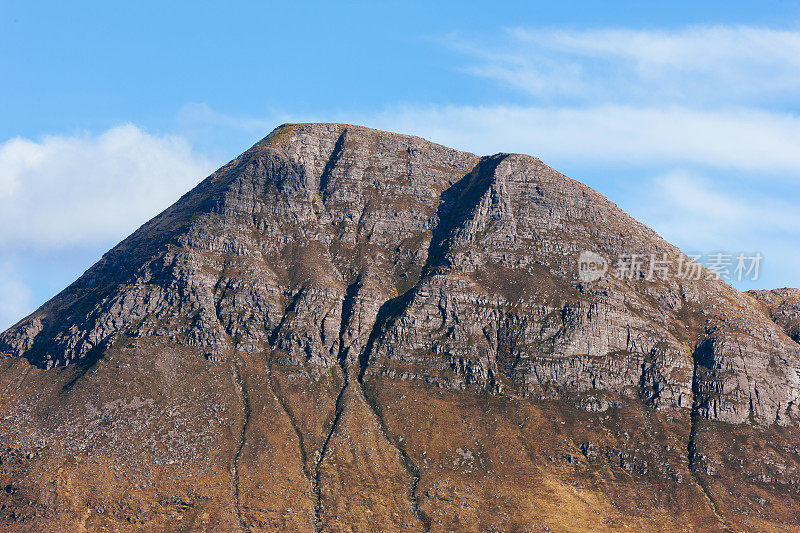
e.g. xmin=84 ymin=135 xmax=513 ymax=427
xmin=1 ymin=123 xmax=799 ymax=531
xmin=750 ymin=288 xmax=800 ymax=343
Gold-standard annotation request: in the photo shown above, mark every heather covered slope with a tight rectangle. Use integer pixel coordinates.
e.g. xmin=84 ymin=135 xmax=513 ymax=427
xmin=1 ymin=123 xmax=799 ymax=531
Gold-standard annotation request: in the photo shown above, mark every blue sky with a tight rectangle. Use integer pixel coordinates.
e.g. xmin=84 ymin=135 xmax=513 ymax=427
xmin=2 ymin=1 xmax=800 ymax=329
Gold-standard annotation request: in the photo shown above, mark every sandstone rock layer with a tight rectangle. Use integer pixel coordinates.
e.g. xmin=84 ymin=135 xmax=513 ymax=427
xmin=1 ymin=123 xmax=799 ymax=531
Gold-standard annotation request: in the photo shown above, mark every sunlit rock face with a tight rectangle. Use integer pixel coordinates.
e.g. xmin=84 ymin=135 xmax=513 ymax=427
xmin=1 ymin=123 xmax=799 ymax=531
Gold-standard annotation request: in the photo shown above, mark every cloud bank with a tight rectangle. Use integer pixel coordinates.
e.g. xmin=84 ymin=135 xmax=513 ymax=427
xmin=0 ymin=125 xmax=214 ymax=248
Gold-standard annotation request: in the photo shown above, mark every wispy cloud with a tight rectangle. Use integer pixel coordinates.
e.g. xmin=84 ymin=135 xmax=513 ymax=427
xmin=0 ymin=125 xmax=214 ymax=248
xmin=452 ymin=26 xmax=800 ymax=106
xmin=651 ymin=172 xmax=800 ymax=236
xmin=364 ymin=104 xmax=800 ymax=175
xmin=624 ymin=170 xmax=800 ymax=250
xmin=634 ymin=171 xmax=800 ymax=289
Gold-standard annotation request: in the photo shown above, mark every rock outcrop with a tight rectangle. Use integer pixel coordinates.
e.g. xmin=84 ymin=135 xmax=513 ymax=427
xmin=1 ymin=123 xmax=799 ymax=531
xmin=750 ymin=288 xmax=800 ymax=343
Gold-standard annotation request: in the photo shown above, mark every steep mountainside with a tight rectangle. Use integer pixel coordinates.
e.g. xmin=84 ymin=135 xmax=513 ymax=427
xmin=750 ymin=288 xmax=800 ymax=343
xmin=1 ymin=123 xmax=799 ymax=531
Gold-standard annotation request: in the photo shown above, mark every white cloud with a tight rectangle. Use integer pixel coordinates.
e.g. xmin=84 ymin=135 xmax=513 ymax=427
xmin=639 ymin=171 xmax=800 ymax=243
xmin=0 ymin=125 xmax=215 ymax=248
xmin=454 ymin=26 xmax=800 ymax=106
xmin=628 ymin=171 xmax=800 ymax=289
xmin=0 ymin=262 xmax=33 ymax=332
xmin=362 ymin=104 xmax=800 ymax=175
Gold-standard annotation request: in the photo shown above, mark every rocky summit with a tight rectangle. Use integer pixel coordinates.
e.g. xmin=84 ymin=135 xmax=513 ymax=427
xmin=1 ymin=123 xmax=800 ymax=532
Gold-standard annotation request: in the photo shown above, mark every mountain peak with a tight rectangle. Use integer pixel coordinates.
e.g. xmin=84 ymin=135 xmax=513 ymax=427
xmin=2 ymin=124 xmax=800 ymax=530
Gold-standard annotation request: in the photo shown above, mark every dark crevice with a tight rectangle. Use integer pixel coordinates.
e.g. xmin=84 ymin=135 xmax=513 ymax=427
xmin=313 ymin=365 xmax=347 ymax=533
xmin=687 ymin=375 xmax=700 ymax=471
xmin=346 ymin=156 xmax=511 ymax=531
xmin=688 ymin=340 xmax=712 ymax=471
xmin=57 ymin=338 xmax=113 ymax=395
xmin=312 ymin=277 xmax=361 ymax=531
xmin=423 ymin=154 xmax=508 ymax=278
xmin=211 ymin=272 xmax=250 ymax=532
xmin=358 ymin=313 xmax=429 ymax=529
xmin=295 ymin=154 xmax=508 ymax=531
xmin=358 ymin=383 xmax=432 ymax=532
xmin=356 ymin=299 xmax=431 ymax=531
xmin=318 ymin=129 xmax=348 ymax=201
xmin=268 ymin=287 xmax=306 ymax=348
xmin=265 ymin=363 xmax=312 ymax=482
xmin=212 ymin=271 xmax=230 ymax=311
xmin=637 ymin=346 xmax=668 ymax=408
xmin=335 ymin=281 xmax=430 ymax=529
xmin=358 ymin=154 xmax=509 ymax=384
xmin=230 ymin=355 xmax=251 ymax=533
xmin=358 ymin=290 xmax=416 ymax=383
xmin=688 ymin=340 xmax=709 ymax=470
xmin=688 ymin=341 xmax=726 ymax=529
xmin=337 ymin=278 xmax=362 ymax=370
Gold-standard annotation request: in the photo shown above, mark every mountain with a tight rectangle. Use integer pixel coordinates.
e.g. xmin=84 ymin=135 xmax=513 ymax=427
xmin=1 ymin=123 xmax=799 ymax=532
